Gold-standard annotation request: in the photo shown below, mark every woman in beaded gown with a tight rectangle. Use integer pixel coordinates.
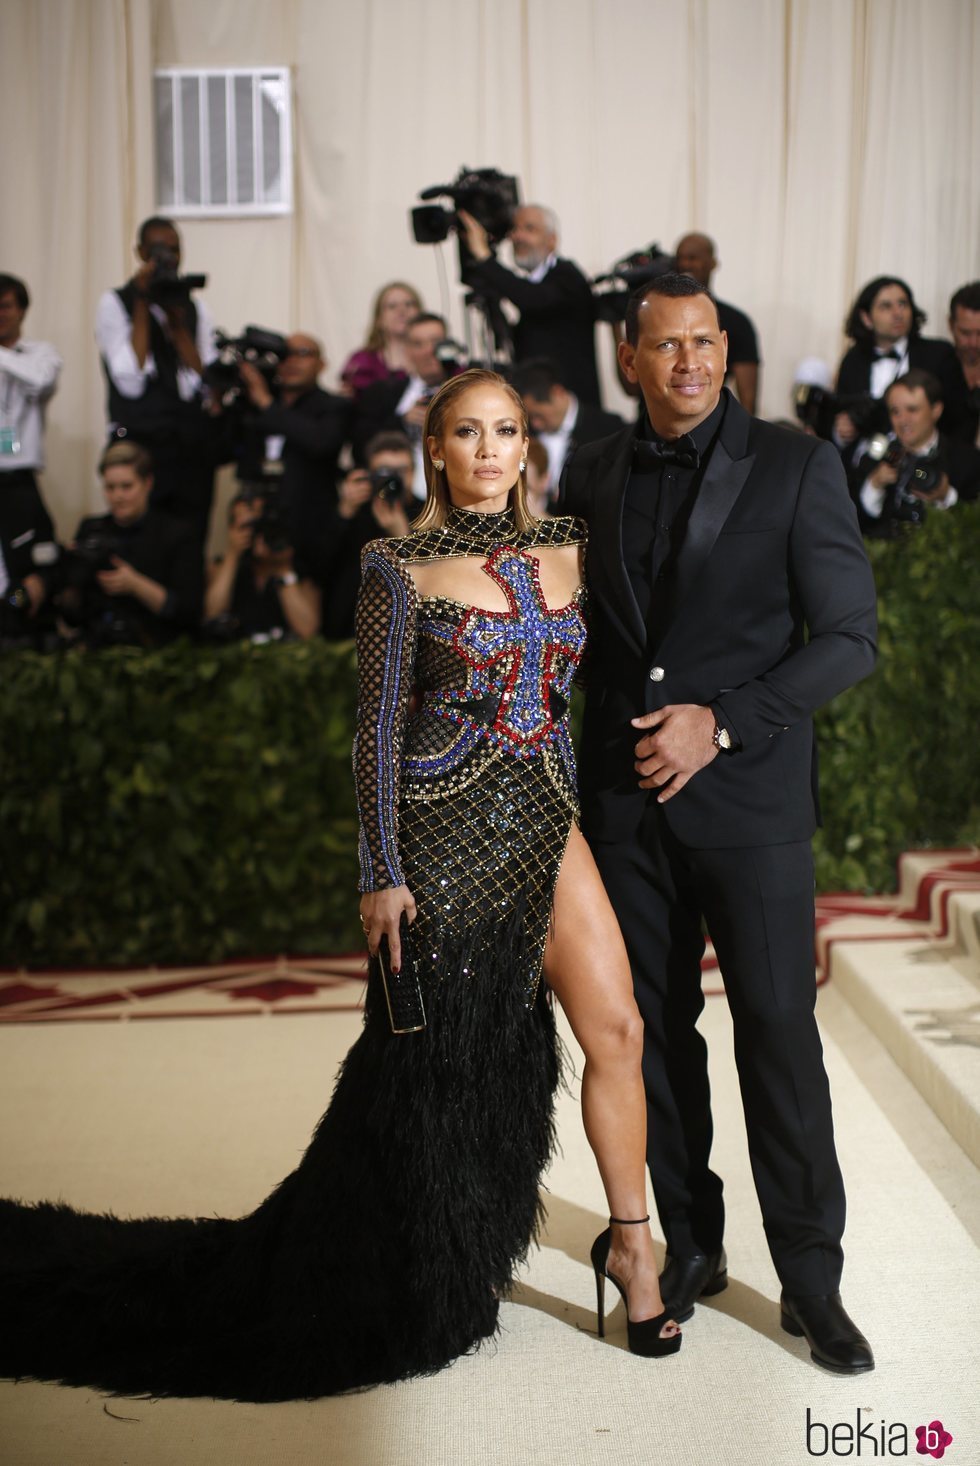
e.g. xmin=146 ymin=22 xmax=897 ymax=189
xmin=0 ymin=371 xmax=677 ymax=1401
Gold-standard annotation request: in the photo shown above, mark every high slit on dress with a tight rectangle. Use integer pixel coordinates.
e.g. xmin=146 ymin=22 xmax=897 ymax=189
xmin=0 ymin=505 xmax=588 ymax=1400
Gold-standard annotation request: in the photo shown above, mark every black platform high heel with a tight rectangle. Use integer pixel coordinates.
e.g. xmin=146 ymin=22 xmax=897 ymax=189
xmin=590 ymin=1215 xmax=682 ymax=1358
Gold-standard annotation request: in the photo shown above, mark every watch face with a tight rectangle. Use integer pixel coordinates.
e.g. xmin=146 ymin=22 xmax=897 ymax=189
xmin=715 ymin=726 xmax=732 ymax=751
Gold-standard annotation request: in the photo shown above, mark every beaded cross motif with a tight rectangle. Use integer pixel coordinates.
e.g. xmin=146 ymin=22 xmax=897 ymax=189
xmin=447 ymin=546 xmax=585 ymax=751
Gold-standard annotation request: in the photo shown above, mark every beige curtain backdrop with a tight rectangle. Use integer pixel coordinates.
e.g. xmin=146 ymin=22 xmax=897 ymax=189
xmin=3 ymin=0 xmax=979 ymax=538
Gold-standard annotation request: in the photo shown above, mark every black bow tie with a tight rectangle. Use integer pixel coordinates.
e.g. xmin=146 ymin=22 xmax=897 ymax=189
xmin=875 ymin=349 xmax=902 ymax=361
xmin=634 ymin=438 xmax=700 ymax=470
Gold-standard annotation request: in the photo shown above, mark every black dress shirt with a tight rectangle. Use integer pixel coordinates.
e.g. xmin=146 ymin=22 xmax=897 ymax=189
xmin=622 ymin=395 xmax=728 ymax=644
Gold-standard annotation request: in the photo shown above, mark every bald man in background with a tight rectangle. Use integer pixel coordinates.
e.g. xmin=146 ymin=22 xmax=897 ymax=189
xmin=674 ymin=233 xmax=761 ymax=414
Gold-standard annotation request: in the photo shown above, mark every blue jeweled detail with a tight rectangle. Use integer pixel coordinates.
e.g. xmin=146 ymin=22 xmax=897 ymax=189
xmin=357 ymin=549 xmax=411 ymax=888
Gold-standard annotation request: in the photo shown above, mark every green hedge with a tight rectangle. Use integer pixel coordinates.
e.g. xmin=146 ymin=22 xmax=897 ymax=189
xmin=2 ymin=506 xmax=978 ymax=968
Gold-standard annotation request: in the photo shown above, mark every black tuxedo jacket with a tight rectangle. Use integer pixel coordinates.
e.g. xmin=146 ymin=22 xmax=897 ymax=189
xmin=836 ymin=335 xmax=967 ymax=437
xmin=561 ymin=393 xmax=877 ymax=849
xmin=462 ymin=255 xmax=601 ymax=404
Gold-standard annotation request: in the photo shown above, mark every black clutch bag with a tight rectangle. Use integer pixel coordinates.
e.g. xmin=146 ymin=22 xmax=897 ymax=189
xmin=377 ymin=917 xmax=426 ymax=1034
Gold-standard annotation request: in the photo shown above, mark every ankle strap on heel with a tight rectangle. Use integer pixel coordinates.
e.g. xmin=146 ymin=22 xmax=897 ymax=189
xmin=609 ymin=1214 xmax=650 ymax=1225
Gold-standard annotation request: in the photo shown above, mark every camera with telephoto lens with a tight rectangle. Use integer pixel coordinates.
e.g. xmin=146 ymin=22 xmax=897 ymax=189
xmin=793 ymin=384 xmax=878 ymax=440
xmin=236 ymin=472 xmax=293 ymax=556
xmin=147 ymin=242 xmax=207 ymax=305
xmin=411 ymin=167 xmax=520 ymax=246
xmin=591 ymin=244 xmax=677 ymax=324
xmin=204 ymin=326 xmax=289 ymax=408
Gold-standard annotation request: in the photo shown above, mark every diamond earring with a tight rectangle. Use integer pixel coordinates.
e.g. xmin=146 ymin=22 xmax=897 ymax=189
xmin=432 ymin=458 xmax=445 ymax=471
xmin=519 ymin=460 xmax=526 ymax=472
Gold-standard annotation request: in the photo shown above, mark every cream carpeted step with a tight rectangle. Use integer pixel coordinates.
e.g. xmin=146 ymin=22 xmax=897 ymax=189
xmin=825 ymin=854 xmax=980 ymax=1168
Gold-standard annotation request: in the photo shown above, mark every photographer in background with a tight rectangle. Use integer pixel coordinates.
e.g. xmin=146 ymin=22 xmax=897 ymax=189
xmin=322 ymin=431 xmax=420 ymax=638
xmin=849 ymin=369 xmax=980 ymax=538
xmin=458 ymin=205 xmax=601 ymax=404
xmin=96 ymin=217 xmax=219 ymax=542
xmin=352 ymin=314 xmax=459 ymax=486
xmin=232 ymin=332 xmax=350 ymax=565
xmin=0 ymin=273 xmax=61 ymax=646
xmin=834 ymin=276 xmax=964 ymax=449
xmin=948 ymin=281 xmax=980 ymax=446
xmin=203 ymin=488 xmax=320 ymax=642
xmin=60 ymin=441 xmax=203 ymax=647
xmin=512 ymin=357 xmax=623 ymax=493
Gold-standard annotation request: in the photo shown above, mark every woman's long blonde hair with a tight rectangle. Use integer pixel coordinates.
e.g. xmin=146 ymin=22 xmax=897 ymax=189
xmin=364 ymin=281 xmax=423 ymax=353
xmin=413 ymin=369 xmax=535 ymax=532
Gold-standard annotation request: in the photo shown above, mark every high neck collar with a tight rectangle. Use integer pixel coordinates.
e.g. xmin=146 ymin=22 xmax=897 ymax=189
xmin=443 ymin=503 xmax=519 ymax=549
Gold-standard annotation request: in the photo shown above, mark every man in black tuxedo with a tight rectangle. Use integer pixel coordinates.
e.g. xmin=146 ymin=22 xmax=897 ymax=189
xmin=561 ymin=274 xmax=878 ymax=1374
xmin=512 ymin=357 xmax=623 ymax=494
xmin=948 ymin=282 xmax=980 ymax=447
xmin=458 ymin=204 xmax=601 ymax=404
xmin=834 ymin=275 xmax=965 ymax=447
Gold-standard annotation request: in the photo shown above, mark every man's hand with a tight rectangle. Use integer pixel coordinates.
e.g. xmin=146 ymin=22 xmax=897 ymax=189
xmin=96 ymin=557 xmax=141 ymax=597
xmin=401 ymin=397 xmax=429 ymax=430
xmin=239 ymin=361 xmax=274 ymax=411
xmin=869 ymin=460 xmax=899 ymax=489
xmin=457 ymin=208 xmax=493 ymax=263
xmin=372 ymin=496 xmax=410 ymax=537
xmin=338 ymin=468 xmax=373 ymax=519
xmin=911 ymin=471 xmax=950 ymax=504
xmin=631 ymin=704 xmax=718 ymax=802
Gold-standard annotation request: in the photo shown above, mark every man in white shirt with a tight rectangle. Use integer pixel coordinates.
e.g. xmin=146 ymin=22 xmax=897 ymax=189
xmin=95 ymin=217 xmax=218 ymax=541
xmin=512 ymin=357 xmax=623 ymax=500
xmin=851 ymin=369 xmax=980 ymax=536
xmin=0 ymin=273 xmax=61 ymax=637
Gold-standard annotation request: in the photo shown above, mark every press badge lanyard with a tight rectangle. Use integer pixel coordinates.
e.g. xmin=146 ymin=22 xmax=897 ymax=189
xmin=0 ymin=355 xmax=22 ymax=456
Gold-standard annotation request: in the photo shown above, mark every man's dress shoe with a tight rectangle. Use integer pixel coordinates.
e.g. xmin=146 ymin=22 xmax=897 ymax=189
xmin=659 ymin=1249 xmax=728 ymax=1322
xmin=780 ymin=1292 xmax=874 ymax=1374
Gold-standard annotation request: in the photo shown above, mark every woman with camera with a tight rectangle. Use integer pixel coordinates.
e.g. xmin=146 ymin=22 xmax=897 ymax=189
xmin=204 ymin=489 xmax=320 ymax=640
xmin=60 ymin=440 xmax=203 ymax=647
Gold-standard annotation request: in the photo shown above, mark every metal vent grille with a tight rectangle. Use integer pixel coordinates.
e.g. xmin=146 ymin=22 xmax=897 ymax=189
xmin=153 ymin=68 xmax=292 ymax=217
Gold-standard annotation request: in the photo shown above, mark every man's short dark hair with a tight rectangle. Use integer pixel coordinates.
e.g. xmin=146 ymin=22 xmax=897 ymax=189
xmin=949 ymin=281 xmax=980 ymax=317
xmin=365 ymin=430 xmax=414 ymax=462
xmin=511 ymin=358 xmax=566 ymax=401
xmin=0 ymin=274 xmax=29 ymax=311
xmin=137 ymin=215 xmax=178 ymax=248
xmin=406 ymin=312 xmax=447 ymax=334
xmin=885 ymin=368 xmax=943 ymax=408
xmin=625 ymin=272 xmax=718 ymax=347
xmin=844 ymin=275 xmax=926 ymax=350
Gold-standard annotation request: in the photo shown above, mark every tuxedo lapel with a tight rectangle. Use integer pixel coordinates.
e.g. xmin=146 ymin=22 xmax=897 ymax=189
xmin=587 ymin=428 xmax=646 ymax=657
xmin=670 ymin=394 xmax=755 ymax=617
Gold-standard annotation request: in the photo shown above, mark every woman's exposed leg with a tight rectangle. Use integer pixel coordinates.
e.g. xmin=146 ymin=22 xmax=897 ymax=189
xmin=543 ymin=824 xmax=678 ymax=1335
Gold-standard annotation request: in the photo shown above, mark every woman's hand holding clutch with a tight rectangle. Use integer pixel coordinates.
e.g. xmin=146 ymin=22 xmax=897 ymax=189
xmin=360 ymin=886 xmax=417 ymax=971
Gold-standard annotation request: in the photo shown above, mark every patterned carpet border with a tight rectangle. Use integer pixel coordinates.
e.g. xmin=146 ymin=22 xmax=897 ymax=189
xmin=2 ymin=851 xmax=976 ymax=1023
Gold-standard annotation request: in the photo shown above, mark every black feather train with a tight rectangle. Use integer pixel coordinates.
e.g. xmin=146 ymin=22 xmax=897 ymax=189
xmin=0 ymin=918 xmax=560 ymax=1401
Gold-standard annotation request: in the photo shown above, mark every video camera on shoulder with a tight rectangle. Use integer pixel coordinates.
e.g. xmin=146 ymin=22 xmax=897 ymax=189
xmin=205 ymin=325 xmax=289 ymax=409
xmin=411 ymin=166 xmax=519 ymax=247
xmin=147 ymin=242 xmax=207 ymax=306
xmin=590 ymin=244 xmax=677 ymax=324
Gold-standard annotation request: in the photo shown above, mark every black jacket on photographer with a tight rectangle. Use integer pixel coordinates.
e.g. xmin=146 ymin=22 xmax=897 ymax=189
xmin=96 ymin=283 xmax=222 ymax=540
xmin=848 ymin=430 xmax=980 ymax=538
xmin=233 ymin=387 xmax=350 ymax=570
xmin=461 ymin=254 xmax=600 ymax=404
xmin=0 ymin=490 xmax=60 ymax=648
xmin=64 ymin=510 xmax=204 ymax=647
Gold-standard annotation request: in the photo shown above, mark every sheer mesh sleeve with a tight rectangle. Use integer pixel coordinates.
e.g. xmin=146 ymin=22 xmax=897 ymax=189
xmin=352 ymin=543 xmax=419 ymax=892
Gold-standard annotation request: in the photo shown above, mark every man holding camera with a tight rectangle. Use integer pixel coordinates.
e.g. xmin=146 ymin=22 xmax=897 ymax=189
xmin=322 ymin=431 xmax=420 ymax=638
xmin=458 ymin=205 xmax=601 ymax=405
xmin=233 ymin=331 xmax=350 ymax=563
xmin=850 ymin=369 xmax=980 ymax=537
xmin=352 ymin=314 xmax=458 ymax=487
xmin=203 ymin=488 xmax=321 ymax=641
xmin=96 ymin=217 xmax=218 ymax=541
xmin=0 ymin=272 xmax=62 ymax=645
